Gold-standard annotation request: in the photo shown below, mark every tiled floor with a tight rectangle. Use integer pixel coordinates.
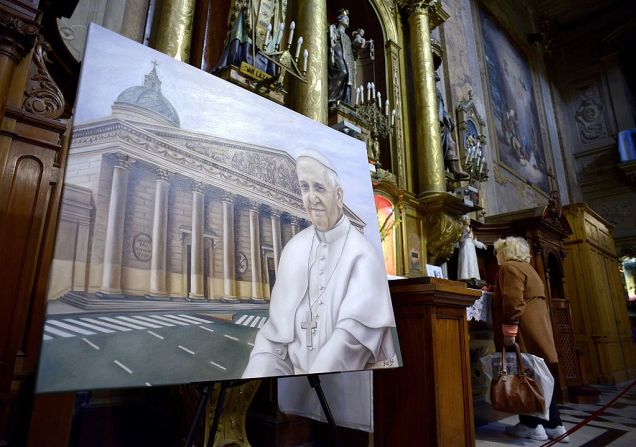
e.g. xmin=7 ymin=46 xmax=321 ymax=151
xmin=476 ymin=382 xmax=636 ymax=446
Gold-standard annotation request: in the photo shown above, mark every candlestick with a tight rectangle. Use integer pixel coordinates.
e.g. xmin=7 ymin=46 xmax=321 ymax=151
xmin=385 ymin=99 xmax=389 ymax=116
xmin=303 ymin=49 xmax=308 ymax=72
xmin=295 ymin=36 xmax=303 ymax=59
xmin=288 ymin=21 xmax=295 ymax=47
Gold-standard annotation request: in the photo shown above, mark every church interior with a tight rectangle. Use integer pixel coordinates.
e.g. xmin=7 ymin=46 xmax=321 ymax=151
xmin=2 ymin=0 xmax=636 ymax=445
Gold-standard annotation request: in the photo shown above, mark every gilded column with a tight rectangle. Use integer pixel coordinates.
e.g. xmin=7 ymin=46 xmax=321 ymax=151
xmin=290 ymin=0 xmax=328 ymax=123
xmin=222 ymin=194 xmax=237 ymax=301
xmin=101 ymin=155 xmax=134 ymax=295
xmin=149 ymin=0 xmax=196 ymax=61
xmin=270 ymin=210 xmax=282 ymax=272
xmin=189 ymin=181 xmax=205 ymax=299
xmin=386 ymin=40 xmax=408 ymax=190
xmin=400 ymin=0 xmax=448 ymax=193
xmin=149 ymin=169 xmax=170 ymax=296
xmin=248 ymin=202 xmax=262 ymax=301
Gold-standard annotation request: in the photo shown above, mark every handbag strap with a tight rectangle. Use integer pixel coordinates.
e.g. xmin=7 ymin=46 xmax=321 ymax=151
xmin=498 ymin=343 xmax=528 ymax=376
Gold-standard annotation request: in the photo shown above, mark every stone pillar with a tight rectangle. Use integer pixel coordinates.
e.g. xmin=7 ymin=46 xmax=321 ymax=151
xmin=249 ymin=203 xmax=262 ymax=300
xmin=270 ymin=210 xmax=282 ymax=272
xmin=189 ymin=181 xmax=205 ymax=299
xmin=149 ymin=169 xmax=170 ymax=296
xmin=290 ymin=216 xmax=300 ymax=236
xmin=401 ymin=0 xmax=448 ymax=193
xmin=290 ymin=0 xmax=328 ymax=123
xmin=149 ymin=0 xmax=196 ymax=61
xmin=222 ymin=194 xmax=237 ymax=301
xmin=101 ymin=155 xmax=134 ymax=295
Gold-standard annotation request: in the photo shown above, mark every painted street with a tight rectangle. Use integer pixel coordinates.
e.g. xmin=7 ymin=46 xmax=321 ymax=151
xmin=36 ymin=310 xmax=267 ymax=393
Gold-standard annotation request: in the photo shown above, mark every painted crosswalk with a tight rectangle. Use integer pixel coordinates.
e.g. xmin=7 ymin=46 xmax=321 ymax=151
xmin=42 ymin=314 xmax=216 ymax=340
xmin=234 ymin=314 xmax=267 ymax=328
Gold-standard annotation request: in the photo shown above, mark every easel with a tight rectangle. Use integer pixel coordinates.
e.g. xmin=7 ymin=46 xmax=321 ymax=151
xmin=184 ymin=375 xmax=342 ymax=447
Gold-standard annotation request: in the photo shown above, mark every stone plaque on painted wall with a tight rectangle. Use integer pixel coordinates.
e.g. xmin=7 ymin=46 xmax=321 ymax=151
xmin=132 ymin=233 xmax=152 ymax=262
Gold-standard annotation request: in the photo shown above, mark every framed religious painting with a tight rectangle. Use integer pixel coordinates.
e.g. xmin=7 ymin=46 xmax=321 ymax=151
xmin=36 ymin=24 xmax=401 ymax=393
xmin=478 ymin=6 xmax=550 ymax=194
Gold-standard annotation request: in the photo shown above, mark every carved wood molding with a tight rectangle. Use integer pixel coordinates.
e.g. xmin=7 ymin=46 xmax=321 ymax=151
xmin=0 ymin=4 xmax=40 ymax=63
xmin=23 ymin=36 xmax=65 ymax=119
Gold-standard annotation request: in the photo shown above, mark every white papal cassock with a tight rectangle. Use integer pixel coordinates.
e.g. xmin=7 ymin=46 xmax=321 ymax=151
xmin=242 ymin=216 xmax=396 ymax=378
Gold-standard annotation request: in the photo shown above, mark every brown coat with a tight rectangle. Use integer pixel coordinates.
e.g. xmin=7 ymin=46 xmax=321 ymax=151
xmin=492 ymin=260 xmax=558 ymax=364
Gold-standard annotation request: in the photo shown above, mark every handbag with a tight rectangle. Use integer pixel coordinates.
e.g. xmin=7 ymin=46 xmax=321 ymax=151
xmin=489 ymin=343 xmax=545 ymax=414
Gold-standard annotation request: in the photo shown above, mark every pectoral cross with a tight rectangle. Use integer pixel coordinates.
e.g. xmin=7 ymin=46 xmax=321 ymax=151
xmin=301 ymin=310 xmax=317 ymax=350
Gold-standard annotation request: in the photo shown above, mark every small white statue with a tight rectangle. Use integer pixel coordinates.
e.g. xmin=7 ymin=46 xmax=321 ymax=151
xmin=457 ymin=215 xmax=486 ymax=281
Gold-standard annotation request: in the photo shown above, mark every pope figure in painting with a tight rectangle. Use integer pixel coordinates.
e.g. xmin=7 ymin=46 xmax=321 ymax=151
xmin=242 ymin=151 xmax=396 ymax=377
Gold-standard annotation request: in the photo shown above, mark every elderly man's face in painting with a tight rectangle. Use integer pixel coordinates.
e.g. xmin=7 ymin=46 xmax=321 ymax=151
xmin=296 ymin=157 xmax=344 ymax=232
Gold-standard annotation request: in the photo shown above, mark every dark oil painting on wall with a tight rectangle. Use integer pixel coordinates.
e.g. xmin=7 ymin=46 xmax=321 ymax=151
xmin=480 ymin=7 xmax=549 ymax=193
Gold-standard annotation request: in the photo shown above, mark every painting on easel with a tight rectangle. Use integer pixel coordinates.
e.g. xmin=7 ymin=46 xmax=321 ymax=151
xmin=36 ymin=25 xmax=401 ymax=393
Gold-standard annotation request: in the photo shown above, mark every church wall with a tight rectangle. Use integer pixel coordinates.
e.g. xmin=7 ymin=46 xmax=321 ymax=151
xmin=235 ymin=205 xmax=253 ymax=298
xmin=440 ymin=0 xmax=569 ymax=216
xmin=549 ymin=16 xmax=636 ymax=256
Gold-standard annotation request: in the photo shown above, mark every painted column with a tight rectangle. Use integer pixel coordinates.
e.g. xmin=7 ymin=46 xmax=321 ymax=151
xmin=149 ymin=0 xmax=196 ymax=61
xmin=401 ymin=0 xmax=448 ymax=192
xmin=189 ymin=181 xmax=205 ymax=299
xmin=249 ymin=202 xmax=262 ymax=300
xmin=270 ymin=210 xmax=283 ymax=272
xmin=101 ymin=155 xmax=134 ymax=294
xmin=290 ymin=216 xmax=300 ymax=237
xmin=149 ymin=169 xmax=170 ymax=296
xmin=222 ymin=194 xmax=237 ymax=301
xmin=290 ymin=0 xmax=328 ymax=123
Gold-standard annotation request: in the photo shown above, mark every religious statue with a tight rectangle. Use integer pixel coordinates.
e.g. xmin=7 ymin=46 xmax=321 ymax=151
xmin=436 ymin=73 xmax=469 ymax=179
xmin=457 ymin=215 xmax=486 ymax=286
xmin=328 ymin=9 xmax=370 ymax=105
xmin=212 ymin=0 xmax=287 ymax=76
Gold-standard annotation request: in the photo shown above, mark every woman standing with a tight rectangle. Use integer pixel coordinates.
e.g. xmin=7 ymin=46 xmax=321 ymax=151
xmin=492 ymin=236 xmax=569 ymax=443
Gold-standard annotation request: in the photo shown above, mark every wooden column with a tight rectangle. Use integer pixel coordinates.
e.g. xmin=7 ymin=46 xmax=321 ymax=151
xmin=374 ymin=277 xmax=479 ymax=447
xmin=0 ymin=2 xmax=79 ymax=445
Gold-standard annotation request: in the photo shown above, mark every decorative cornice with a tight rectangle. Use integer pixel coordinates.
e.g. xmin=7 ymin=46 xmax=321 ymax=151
xmin=0 ymin=6 xmax=39 ymax=63
xmin=115 ymin=154 xmax=135 ymax=169
xmin=23 ymin=36 xmax=65 ymax=119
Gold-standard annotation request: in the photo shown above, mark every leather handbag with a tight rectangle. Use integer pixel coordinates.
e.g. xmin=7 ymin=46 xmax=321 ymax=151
xmin=490 ymin=343 xmax=545 ymax=414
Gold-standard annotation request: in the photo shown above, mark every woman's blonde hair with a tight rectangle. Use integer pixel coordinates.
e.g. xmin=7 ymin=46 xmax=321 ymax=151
xmin=493 ymin=236 xmax=531 ymax=263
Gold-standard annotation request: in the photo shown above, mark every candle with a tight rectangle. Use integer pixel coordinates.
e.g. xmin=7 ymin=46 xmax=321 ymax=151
xmin=391 ymin=109 xmax=396 ymax=126
xmin=265 ymin=24 xmax=272 ymax=46
xmin=303 ymin=49 xmax=309 ymax=72
xmin=371 ymin=82 xmax=376 ymax=98
xmin=377 ymin=91 xmax=381 ymax=108
xmin=479 ymin=163 xmax=485 ymax=175
xmin=367 ymin=83 xmax=372 ymax=101
xmin=276 ymin=23 xmax=284 ymax=47
xmin=360 ymin=85 xmax=364 ymax=104
xmin=295 ymin=36 xmax=303 ymax=59
xmin=465 ymin=147 xmax=471 ymax=164
xmin=385 ymin=99 xmax=389 ymax=116
xmin=288 ymin=21 xmax=295 ymax=47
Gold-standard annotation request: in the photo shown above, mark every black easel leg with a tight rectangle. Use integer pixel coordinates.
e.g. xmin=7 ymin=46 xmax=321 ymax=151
xmin=206 ymin=382 xmax=228 ymax=447
xmin=184 ymin=383 xmax=213 ymax=447
xmin=308 ymin=375 xmax=341 ymax=447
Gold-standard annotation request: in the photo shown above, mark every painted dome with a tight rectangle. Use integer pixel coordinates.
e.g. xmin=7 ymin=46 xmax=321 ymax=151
xmin=113 ymin=62 xmax=180 ymax=127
